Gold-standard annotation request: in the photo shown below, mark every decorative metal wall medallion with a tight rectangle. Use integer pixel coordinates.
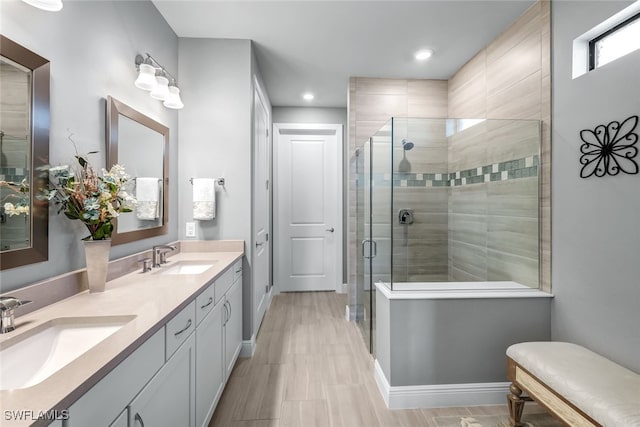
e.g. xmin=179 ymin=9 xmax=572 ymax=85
xmin=580 ymin=115 xmax=638 ymax=178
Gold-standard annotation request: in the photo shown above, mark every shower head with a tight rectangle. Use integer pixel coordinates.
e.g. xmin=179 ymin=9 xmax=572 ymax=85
xmin=401 ymin=139 xmax=414 ymax=151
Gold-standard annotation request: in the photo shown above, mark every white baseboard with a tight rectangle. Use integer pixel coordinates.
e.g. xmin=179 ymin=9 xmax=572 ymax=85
xmin=374 ymin=360 xmax=510 ymax=409
xmin=240 ymin=335 xmax=256 ymax=358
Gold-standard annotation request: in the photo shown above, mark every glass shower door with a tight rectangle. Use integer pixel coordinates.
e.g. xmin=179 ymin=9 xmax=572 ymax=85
xmin=356 ymin=139 xmax=373 ymax=353
xmin=356 ymin=120 xmax=393 ymax=356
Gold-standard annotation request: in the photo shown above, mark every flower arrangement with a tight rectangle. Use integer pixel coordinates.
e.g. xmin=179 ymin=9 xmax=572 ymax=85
xmin=43 ymin=149 xmax=136 ymax=240
xmin=1 ymin=179 xmax=30 ymax=217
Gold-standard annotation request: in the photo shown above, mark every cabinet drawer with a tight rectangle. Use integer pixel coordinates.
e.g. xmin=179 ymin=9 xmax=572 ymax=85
xmin=196 ymin=280 xmax=216 ymax=326
xmin=214 ymin=268 xmax=234 ymax=305
xmin=166 ymin=301 xmax=196 ymax=361
xmin=233 ymin=259 xmax=243 ymax=282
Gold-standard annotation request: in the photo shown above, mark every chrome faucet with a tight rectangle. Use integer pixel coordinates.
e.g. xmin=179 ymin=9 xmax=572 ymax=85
xmin=152 ymin=245 xmax=176 ymax=267
xmin=0 ymin=297 xmax=31 ymax=333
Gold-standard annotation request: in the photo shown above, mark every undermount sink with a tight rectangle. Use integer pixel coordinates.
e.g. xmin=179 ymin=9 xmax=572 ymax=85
xmin=0 ymin=316 xmax=134 ymax=390
xmin=156 ymin=260 xmax=217 ymax=275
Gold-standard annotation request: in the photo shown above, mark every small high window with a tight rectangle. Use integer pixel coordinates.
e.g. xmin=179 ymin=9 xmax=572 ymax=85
xmin=589 ymin=12 xmax=640 ymax=70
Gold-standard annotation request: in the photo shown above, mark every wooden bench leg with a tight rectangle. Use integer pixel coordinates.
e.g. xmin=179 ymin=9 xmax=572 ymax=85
xmin=508 ymin=383 xmax=527 ymax=427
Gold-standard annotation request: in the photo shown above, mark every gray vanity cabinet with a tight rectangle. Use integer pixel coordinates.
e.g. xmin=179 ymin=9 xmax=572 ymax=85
xmin=63 ymin=258 xmax=243 ymax=427
xmin=66 ymin=329 xmax=165 ymax=426
xmin=129 ymin=333 xmax=196 ymax=427
xmin=195 ymin=297 xmax=224 ymax=427
xmin=109 ymin=409 xmax=127 ymax=427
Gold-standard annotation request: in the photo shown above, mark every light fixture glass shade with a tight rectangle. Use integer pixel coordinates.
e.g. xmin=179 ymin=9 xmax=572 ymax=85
xmin=163 ymin=85 xmax=184 ymax=109
xmin=150 ymin=75 xmax=170 ymax=101
xmin=21 ymin=0 xmax=63 ymax=11
xmin=134 ymin=63 xmax=157 ymax=91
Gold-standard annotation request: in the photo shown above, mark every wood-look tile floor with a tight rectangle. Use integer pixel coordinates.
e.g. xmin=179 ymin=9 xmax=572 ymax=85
xmin=209 ymin=292 xmax=547 ymax=427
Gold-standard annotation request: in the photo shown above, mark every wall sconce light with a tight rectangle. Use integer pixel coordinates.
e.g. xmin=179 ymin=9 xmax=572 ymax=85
xmin=135 ymin=53 xmax=183 ymax=109
xmin=21 ymin=0 xmax=63 ymax=11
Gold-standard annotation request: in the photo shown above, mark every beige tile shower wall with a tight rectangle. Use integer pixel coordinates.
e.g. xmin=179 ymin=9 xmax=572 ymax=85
xmin=447 ymin=0 xmax=551 ymax=292
xmin=348 ymin=78 xmax=448 ymax=293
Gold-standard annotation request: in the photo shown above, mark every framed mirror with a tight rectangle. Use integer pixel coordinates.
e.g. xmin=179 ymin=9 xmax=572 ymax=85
xmin=106 ymin=96 xmax=169 ymax=245
xmin=0 ymin=35 xmax=49 ymax=270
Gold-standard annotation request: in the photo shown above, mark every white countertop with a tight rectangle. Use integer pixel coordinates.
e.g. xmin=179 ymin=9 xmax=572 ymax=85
xmin=0 ymin=246 xmax=243 ymax=427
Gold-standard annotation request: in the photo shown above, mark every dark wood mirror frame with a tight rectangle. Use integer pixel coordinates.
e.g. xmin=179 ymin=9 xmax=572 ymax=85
xmin=106 ymin=96 xmax=169 ymax=245
xmin=0 ymin=35 xmax=49 ymax=270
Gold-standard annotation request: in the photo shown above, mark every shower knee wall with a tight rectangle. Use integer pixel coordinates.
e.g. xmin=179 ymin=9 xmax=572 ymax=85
xmin=374 ymin=285 xmax=551 ymax=408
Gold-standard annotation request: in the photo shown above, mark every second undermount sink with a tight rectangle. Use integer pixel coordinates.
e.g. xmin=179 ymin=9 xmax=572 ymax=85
xmin=0 ymin=316 xmax=134 ymax=390
xmin=156 ymin=260 xmax=217 ymax=275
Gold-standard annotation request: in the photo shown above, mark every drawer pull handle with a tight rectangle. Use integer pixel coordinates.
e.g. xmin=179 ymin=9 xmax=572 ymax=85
xmin=235 ymin=269 xmax=242 ymax=273
xmin=174 ymin=318 xmax=192 ymax=337
xmin=200 ymin=297 xmax=213 ymax=309
xmin=135 ymin=413 xmax=145 ymax=427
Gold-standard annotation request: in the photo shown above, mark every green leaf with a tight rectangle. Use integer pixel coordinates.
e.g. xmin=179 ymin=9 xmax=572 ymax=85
xmin=64 ymin=211 xmax=80 ymax=220
xmin=76 ymin=155 xmax=87 ymax=167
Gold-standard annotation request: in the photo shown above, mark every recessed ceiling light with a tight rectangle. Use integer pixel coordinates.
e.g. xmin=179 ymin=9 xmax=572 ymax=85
xmin=303 ymin=93 xmax=314 ymax=101
xmin=414 ymin=49 xmax=434 ymax=61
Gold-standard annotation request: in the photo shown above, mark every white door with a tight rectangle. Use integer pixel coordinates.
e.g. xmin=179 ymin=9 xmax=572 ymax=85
xmin=253 ymin=78 xmax=270 ymax=332
xmin=275 ymin=124 xmax=342 ymax=292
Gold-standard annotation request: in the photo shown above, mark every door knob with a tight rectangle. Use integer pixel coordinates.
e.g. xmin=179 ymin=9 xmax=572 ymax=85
xmin=326 ymin=227 xmax=335 ymax=232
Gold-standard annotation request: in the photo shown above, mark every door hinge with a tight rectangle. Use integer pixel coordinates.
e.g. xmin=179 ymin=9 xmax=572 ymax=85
xmin=266 ymin=233 xmax=269 ymax=242
xmin=266 ymin=180 xmax=269 ymax=190
xmin=266 ymin=129 xmax=269 ymax=138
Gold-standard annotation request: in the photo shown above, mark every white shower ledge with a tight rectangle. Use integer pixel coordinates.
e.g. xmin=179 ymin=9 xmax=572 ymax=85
xmin=375 ymin=281 xmax=554 ymax=300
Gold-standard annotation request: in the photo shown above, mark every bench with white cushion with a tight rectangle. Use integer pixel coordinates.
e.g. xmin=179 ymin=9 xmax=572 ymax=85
xmin=506 ymin=342 xmax=640 ymax=427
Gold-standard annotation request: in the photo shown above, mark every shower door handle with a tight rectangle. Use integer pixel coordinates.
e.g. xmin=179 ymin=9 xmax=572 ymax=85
xmin=361 ymin=240 xmax=377 ymax=259
xmin=361 ymin=240 xmax=369 ymax=258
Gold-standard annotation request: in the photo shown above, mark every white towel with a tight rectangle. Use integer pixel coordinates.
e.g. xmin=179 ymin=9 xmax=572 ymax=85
xmin=136 ymin=177 xmax=160 ymax=220
xmin=192 ymin=178 xmax=216 ymax=220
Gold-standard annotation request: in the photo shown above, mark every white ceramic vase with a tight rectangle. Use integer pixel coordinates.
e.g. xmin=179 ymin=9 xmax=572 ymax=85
xmin=83 ymin=239 xmax=111 ymax=293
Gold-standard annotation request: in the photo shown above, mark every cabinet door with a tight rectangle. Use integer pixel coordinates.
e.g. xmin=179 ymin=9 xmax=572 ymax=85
xmin=109 ymin=408 xmax=127 ymax=427
xmin=195 ymin=300 xmax=225 ymax=427
xmin=67 ymin=328 xmax=164 ymax=427
xmin=130 ymin=333 xmax=195 ymax=427
xmin=224 ymin=278 xmax=243 ymax=379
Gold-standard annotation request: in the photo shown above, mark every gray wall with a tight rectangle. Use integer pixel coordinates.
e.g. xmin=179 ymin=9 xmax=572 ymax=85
xmin=551 ymin=1 xmax=640 ymax=371
xmin=272 ymin=107 xmax=348 ymax=284
xmin=178 ymin=38 xmax=261 ymax=340
xmin=273 ymin=107 xmax=346 ymax=127
xmin=1 ymin=1 xmax=179 ymax=292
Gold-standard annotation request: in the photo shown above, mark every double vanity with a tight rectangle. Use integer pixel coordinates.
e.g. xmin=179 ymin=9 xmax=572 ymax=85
xmin=0 ymin=241 xmax=244 ymax=427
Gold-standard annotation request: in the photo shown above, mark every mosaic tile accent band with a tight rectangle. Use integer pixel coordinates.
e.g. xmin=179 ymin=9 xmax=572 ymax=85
xmin=0 ymin=168 xmax=28 ymax=184
xmin=376 ymin=155 xmax=539 ymax=188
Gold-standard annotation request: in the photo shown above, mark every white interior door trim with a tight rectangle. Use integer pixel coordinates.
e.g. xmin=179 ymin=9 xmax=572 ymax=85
xmin=273 ymin=123 xmax=343 ymax=293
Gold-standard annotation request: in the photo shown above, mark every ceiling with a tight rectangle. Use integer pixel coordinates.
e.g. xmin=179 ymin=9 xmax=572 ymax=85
xmin=153 ymin=1 xmax=535 ymax=108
